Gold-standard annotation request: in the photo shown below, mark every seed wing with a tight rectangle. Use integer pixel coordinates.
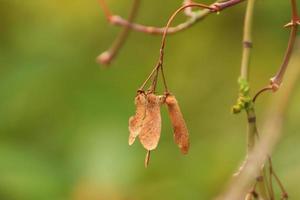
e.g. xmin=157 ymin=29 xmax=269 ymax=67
xmin=138 ymin=93 xmax=162 ymax=151
xmin=128 ymin=93 xmax=146 ymax=145
xmin=165 ymin=95 xmax=190 ymax=154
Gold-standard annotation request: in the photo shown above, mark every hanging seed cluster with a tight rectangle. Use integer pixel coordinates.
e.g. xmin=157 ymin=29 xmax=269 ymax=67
xmin=129 ymin=91 xmax=189 ymax=167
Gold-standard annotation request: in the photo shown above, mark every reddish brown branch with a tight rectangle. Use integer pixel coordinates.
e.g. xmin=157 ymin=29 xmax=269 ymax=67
xmin=98 ymin=0 xmax=245 ymax=65
xmin=183 ymin=0 xmax=196 ymax=17
xmin=252 ymin=86 xmax=273 ymax=103
xmin=270 ymin=23 xmax=298 ymax=90
xmin=98 ymin=0 xmax=112 ymax=19
xmin=97 ymin=0 xmax=140 ymax=65
xmin=139 ymin=0 xmax=247 ymax=91
xmin=139 ymin=3 xmax=217 ymax=91
xmin=99 ymin=0 xmax=244 ymax=35
xmin=254 ymin=0 xmax=299 ymax=100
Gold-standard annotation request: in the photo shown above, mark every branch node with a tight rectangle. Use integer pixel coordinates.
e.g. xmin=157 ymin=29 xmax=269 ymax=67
xmin=281 ymin=192 xmax=289 ymax=200
xmin=269 ymin=78 xmax=280 ymax=92
xmin=210 ymin=3 xmax=222 ymax=12
xmin=109 ymin=15 xmax=123 ymax=25
xmin=284 ymin=19 xmax=300 ymax=28
xmin=248 ymin=116 xmax=256 ymax=123
xmin=97 ymin=51 xmax=112 ymax=65
xmin=243 ymin=41 xmax=253 ymax=48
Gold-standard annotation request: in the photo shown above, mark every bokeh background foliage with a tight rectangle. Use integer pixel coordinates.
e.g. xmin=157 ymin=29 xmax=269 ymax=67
xmin=0 ymin=0 xmax=300 ymax=200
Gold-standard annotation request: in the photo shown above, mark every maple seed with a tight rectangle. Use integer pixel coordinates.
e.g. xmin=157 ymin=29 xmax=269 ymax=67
xmin=128 ymin=93 xmax=147 ymax=145
xmin=165 ymin=94 xmax=190 ymax=154
xmin=138 ymin=93 xmax=162 ymax=151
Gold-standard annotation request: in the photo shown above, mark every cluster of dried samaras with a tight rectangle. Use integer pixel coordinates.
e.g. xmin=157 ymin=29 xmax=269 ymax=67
xmin=128 ymin=91 xmax=189 ymax=167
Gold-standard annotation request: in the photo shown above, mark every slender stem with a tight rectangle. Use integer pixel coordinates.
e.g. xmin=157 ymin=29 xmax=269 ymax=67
xmin=272 ymin=171 xmax=289 ymax=199
xmin=159 ymin=3 xmax=214 ymax=61
xmin=270 ymin=24 xmax=298 ymax=89
xmin=213 ymin=0 xmax=245 ymax=10
xmin=246 ymin=109 xmax=257 ymax=152
xmin=99 ymin=0 xmax=244 ymax=35
xmin=268 ymin=158 xmax=275 ymax=200
xmin=240 ymin=0 xmax=255 ymax=80
xmin=291 ymin=0 xmax=299 ymax=19
xmin=262 ymin=167 xmax=272 ymax=199
xmin=157 ymin=4 xmax=215 ymax=92
xmin=151 ymin=0 xmax=245 ymax=91
xmin=255 ymin=0 xmax=299 ymax=95
xmin=98 ymin=0 xmax=245 ymax=65
xmin=145 ymin=150 xmax=151 ymax=168
xmin=98 ymin=0 xmax=112 ymax=19
xmin=240 ymin=0 xmax=256 ymax=157
xmin=267 ymin=157 xmax=289 ymax=199
xmin=97 ymin=0 xmax=140 ymax=65
xmin=239 ymin=1 xmax=272 ymax=199
xmin=258 ymin=170 xmax=271 ymax=199
xmin=103 ymin=10 xmax=210 ymax=35
xmin=150 ymin=68 xmax=159 ymax=92
xmin=160 ymin=63 xmax=169 ymax=92
xmin=139 ymin=63 xmax=160 ymax=91
xmin=252 ymin=86 xmax=272 ymax=102
xmin=139 ymin=3 xmax=216 ymax=91
xmin=183 ymin=0 xmax=196 ymax=17
xmin=218 ymin=40 xmax=300 ymax=200
xmin=158 ymin=0 xmax=246 ymax=61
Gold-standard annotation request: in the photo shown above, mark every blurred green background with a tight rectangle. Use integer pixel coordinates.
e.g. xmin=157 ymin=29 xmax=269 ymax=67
xmin=0 ymin=0 xmax=300 ymax=200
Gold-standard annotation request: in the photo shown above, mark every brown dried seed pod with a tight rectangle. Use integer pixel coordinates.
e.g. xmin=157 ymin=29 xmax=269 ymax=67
xmin=138 ymin=93 xmax=162 ymax=151
xmin=165 ymin=95 xmax=190 ymax=154
xmin=128 ymin=93 xmax=147 ymax=145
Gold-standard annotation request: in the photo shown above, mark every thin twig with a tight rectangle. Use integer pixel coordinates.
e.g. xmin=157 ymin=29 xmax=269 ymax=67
xmin=254 ymin=0 xmax=299 ymax=98
xmin=239 ymin=0 xmax=257 ymax=153
xmin=98 ymin=0 xmax=245 ymax=65
xmin=240 ymin=0 xmax=255 ymax=80
xmin=252 ymin=86 xmax=272 ymax=103
xmin=183 ymin=0 xmax=196 ymax=17
xmin=97 ymin=0 xmax=140 ymax=65
xmin=270 ymin=24 xmax=298 ymax=90
xmin=268 ymin=157 xmax=288 ymax=199
xmin=267 ymin=157 xmax=275 ymax=200
xmin=139 ymin=62 xmax=161 ymax=91
xmin=139 ymin=0 xmax=245 ymax=91
xmin=98 ymin=0 xmax=112 ymax=19
xmin=145 ymin=150 xmax=151 ymax=168
xmin=99 ymin=0 xmax=244 ymax=35
xmin=157 ymin=3 xmax=216 ymax=92
xmin=139 ymin=3 xmax=217 ymax=91
xmin=216 ymin=40 xmax=300 ymax=200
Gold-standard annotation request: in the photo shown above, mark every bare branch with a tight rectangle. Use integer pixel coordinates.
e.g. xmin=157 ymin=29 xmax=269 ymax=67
xmin=216 ymin=41 xmax=300 ymax=200
xmin=99 ymin=0 xmax=244 ymax=35
xmin=254 ymin=0 xmax=299 ymax=98
xmin=97 ymin=0 xmax=140 ymax=65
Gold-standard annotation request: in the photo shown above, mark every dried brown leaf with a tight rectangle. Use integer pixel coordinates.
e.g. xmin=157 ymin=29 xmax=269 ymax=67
xmin=165 ymin=95 xmax=190 ymax=154
xmin=128 ymin=93 xmax=147 ymax=145
xmin=138 ymin=93 xmax=162 ymax=151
